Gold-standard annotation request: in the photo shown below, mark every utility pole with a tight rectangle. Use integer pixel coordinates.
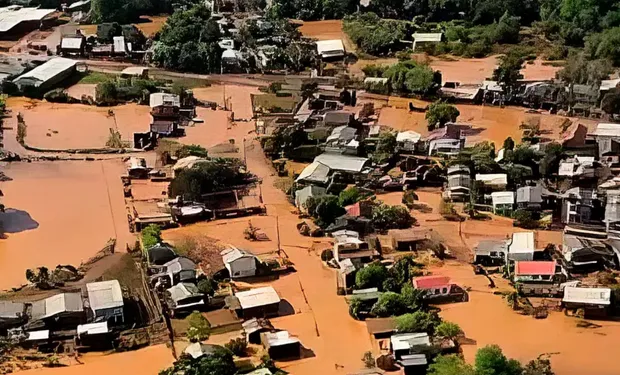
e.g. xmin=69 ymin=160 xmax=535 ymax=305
xmin=276 ymin=215 xmax=281 ymax=256
xmin=243 ymin=138 xmax=247 ymax=166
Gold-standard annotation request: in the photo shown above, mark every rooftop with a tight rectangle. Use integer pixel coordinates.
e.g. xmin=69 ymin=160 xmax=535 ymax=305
xmin=86 ymin=280 xmax=123 ymax=311
xmin=314 ymin=153 xmax=369 ymax=173
xmin=0 ymin=301 xmax=24 ymax=319
xmin=475 ymin=173 xmax=508 ymax=186
xmin=235 ymin=286 xmax=280 ymax=309
xmin=316 ymin=39 xmax=345 ymax=55
xmin=412 ymin=275 xmax=451 ymax=289
xmin=592 ymin=123 xmax=620 ymax=138
xmin=31 ymin=292 xmax=83 ymax=320
xmin=514 ymin=261 xmax=556 ymax=276
xmin=563 ymin=286 xmax=611 ymax=305
xmin=261 ymin=330 xmax=300 ymax=348
xmin=390 ymin=332 xmax=430 ymax=351
xmin=167 ymin=282 xmax=202 ymax=302
xmin=509 ymin=232 xmax=535 ymax=254
xmin=221 ymin=246 xmax=256 ymax=264
xmin=413 ymin=32 xmax=442 ymax=42
xmin=296 ymin=161 xmax=331 ymax=184
xmin=150 ymin=92 xmax=180 ymax=108
xmin=491 ymin=191 xmax=515 ymax=206
xmin=0 ymin=6 xmax=55 ymax=33
xmin=13 ymin=58 xmax=77 ymax=87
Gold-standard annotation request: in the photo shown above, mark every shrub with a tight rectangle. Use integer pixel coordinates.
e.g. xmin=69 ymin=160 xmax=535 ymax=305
xmin=371 ymin=204 xmax=416 ymax=231
xmin=175 ymin=144 xmax=208 ymax=159
xmin=197 ymin=278 xmax=216 ymax=296
xmin=339 ymin=186 xmax=362 ymax=207
xmin=186 ymin=311 xmax=210 ymax=342
xmin=435 ymin=321 xmax=463 ymax=341
xmin=225 ymin=337 xmax=247 ymax=356
xmin=141 ymin=224 xmax=162 ymax=249
xmin=371 ymin=292 xmax=407 ymax=317
xmin=513 ymin=209 xmax=539 ymax=229
xmin=356 ymin=263 xmax=389 ymax=290
xmin=425 ymin=102 xmax=460 ymax=130
xmin=395 ymin=311 xmax=441 ymax=334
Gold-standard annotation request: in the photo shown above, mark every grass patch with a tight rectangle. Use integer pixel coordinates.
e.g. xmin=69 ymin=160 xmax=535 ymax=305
xmin=79 ymin=72 xmax=115 ymax=84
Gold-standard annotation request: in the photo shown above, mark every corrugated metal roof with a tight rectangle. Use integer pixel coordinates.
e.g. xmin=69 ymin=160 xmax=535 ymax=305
xmin=0 ymin=6 xmax=55 ymax=33
xmin=121 ymin=66 xmax=148 ymax=76
xmin=32 ymin=292 xmax=83 ymax=320
xmin=364 ymin=77 xmax=388 ymax=84
xmin=0 ymin=301 xmax=24 ymax=319
xmin=295 ymin=185 xmax=326 ymax=208
xmin=87 ymin=280 xmax=123 ymax=311
xmin=150 ymin=92 xmax=180 ymax=108
xmin=164 ymin=256 xmax=196 ymax=274
xmin=27 ymin=330 xmax=49 ymax=341
xmin=491 ymin=191 xmax=514 ymax=207
xmin=314 ymin=153 xmax=369 ymax=173
xmin=13 ymin=57 xmax=77 ymax=87
xmin=509 ymin=232 xmax=535 ymax=254
xmin=390 ymin=333 xmax=430 ymax=351
xmin=183 ymin=342 xmax=222 ymax=359
xmin=295 ymin=161 xmax=331 ymax=183
xmin=517 ymin=186 xmax=543 ymax=203
xmin=514 ymin=261 xmax=556 ymax=276
xmin=600 ymin=78 xmax=620 ymax=91
xmin=167 ymin=282 xmax=202 ymax=302
xmin=413 ymin=33 xmax=442 ymax=42
xmin=412 ymin=275 xmax=451 ymax=289
xmin=399 ymin=353 xmax=428 ymax=366
xmin=396 ymin=130 xmax=421 ymax=144
xmin=113 ymin=36 xmax=126 ymax=53
xmin=563 ymin=286 xmax=611 ymax=305
xmin=235 ymin=286 xmax=280 ymax=309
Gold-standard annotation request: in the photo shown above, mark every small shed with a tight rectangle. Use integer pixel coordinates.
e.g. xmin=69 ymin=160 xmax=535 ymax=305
xmin=474 ymin=240 xmax=507 ymax=266
xmin=0 ymin=301 xmax=26 ymax=331
xmin=112 ymin=36 xmax=126 ymax=54
xmin=233 ymin=286 xmax=281 ymax=319
xmin=242 ymin=318 xmax=275 ymax=344
xmin=562 ymin=286 xmax=611 ymax=314
xmin=221 ymin=246 xmax=259 ymax=279
xmin=365 ymin=317 xmax=396 ymax=339
xmin=412 ymin=32 xmax=443 ymax=51
xmin=475 ymin=174 xmax=508 ymax=189
xmin=146 ymin=243 xmax=177 ymax=265
xmin=87 ymin=280 xmax=124 ymax=324
xmin=260 ymin=330 xmax=301 ymax=359
xmin=399 ymin=353 xmax=428 ymax=375
xmin=516 ymin=186 xmax=543 ymax=209
xmin=184 ymin=342 xmax=225 ymax=359
xmin=390 ymin=332 xmax=430 ymax=360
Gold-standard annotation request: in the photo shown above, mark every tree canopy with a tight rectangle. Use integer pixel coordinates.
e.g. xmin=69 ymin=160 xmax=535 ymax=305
xmin=159 ymin=347 xmax=235 ymax=375
xmin=343 ymin=13 xmax=407 ymax=56
xmin=371 ymin=204 xmax=416 ymax=231
xmin=426 ymin=102 xmax=460 ymax=130
xmin=355 ymin=263 xmax=389 ymax=289
xmin=153 ymin=4 xmax=222 ymax=74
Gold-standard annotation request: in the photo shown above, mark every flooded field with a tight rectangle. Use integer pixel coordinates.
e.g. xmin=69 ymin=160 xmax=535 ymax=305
xmin=6 ymin=98 xmax=150 ymax=150
xmin=0 ymin=160 xmax=133 ymax=290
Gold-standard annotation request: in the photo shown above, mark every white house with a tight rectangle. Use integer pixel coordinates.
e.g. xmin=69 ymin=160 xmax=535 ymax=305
xmin=506 ymin=232 xmax=535 ymax=261
xmin=221 ymin=246 xmax=259 ymax=279
xmin=490 ymin=191 xmax=514 ymax=214
xmin=316 ymin=39 xmax=345 ymax=59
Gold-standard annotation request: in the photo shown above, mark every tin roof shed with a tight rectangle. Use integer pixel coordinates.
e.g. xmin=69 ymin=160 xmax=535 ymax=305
xmin=86 ymin=280 xmax=123 ymax=312
xmin=235 ymin=286 xmax=280 ymax=310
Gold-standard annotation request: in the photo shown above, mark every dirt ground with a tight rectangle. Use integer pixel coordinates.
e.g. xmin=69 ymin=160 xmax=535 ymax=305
xmin=78 ymin=16 xmax=168 ymax=38
xmin=6 ymin=97 xmax=151 ymax=150
xmin=0 ymin=160 xmax=134 ymax=290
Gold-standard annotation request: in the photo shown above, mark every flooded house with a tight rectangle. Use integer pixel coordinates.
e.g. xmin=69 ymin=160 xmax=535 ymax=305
xmin=316 ymin=39 xmax=345 ymax=59
xmin=29 ymin=293 xmax=85 ymax=330
xmin=0 ymin=301 xmax=27 ymax=334
xmin=474 ymin=239 xmax=507 ymax=266
xmin=294 ymin=185 xmax=326 ymax=213
xmin=411 ymin=275 xmax=468 ymax=303
xmin=332 ymin=230 xmax=378 ymax=265
xmin=221 ymin=246 xmax=260 ymax=279
xmin=475 ymin=173 xmax=508 ymax=191
xmin=513 ymin=261 xmax=558 ymax=283
xmin=591 ymin=123 xmax=620 ymax=166
xmin=149 ymin=92 xmax=183 ymax=137
xmin=243 ymin=318 xmax=275 ymax=344
xmin=86 ymin=280 xmax=124 ymax=324
xmin=390 ymin=332 xmax=430 ymax=360
xmin=562 ymin=234 xmax=618 ymax=272
xmin=166 ymin=283 xmax=205 ymax=316
xmin=150 ymin=256 xmax=197 ymax=287
xmin=388 ymin=228 xmax=431 ymax=251
xmin=396 ymin=131 xmax=422 ymax=153
xmin=13 ymin=57 xmax=78 ymax=92
xmin=260 ymin=330 xmax=301 ymax=359
xmin=295 ymin=161 xmax=331 ymax=186
xmin=58 ymin=34 xmax=86 ymax=56
xmin=560 ymin=187 xmax=604 ymax=225
xmin=445 ymin=165 xmax=471 ymax=201
xmin=562 ymin=286 xmax=612 ymax=318
xmin=230 ymin=286 xmax=281 ymax=319
xmin=412 ymin=32 xmax=443 ymax=51
xmin=0 ymin=6 xmax=56 ymax=40
xmin=146 ymin=243 xmax=178 ymax=266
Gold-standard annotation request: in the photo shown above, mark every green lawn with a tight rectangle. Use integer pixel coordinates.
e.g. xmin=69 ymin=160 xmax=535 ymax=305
xmin=78 ymin=71 xmax=116 ymax=84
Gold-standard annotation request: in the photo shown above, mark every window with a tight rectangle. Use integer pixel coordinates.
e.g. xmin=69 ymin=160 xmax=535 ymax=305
xmin=434 ymin=289 xmax=440 ymax=295
xmin=490 ymin=251 xmax=497 ymax=257
xmin=441 ymin=288 xmax=448 ymax=294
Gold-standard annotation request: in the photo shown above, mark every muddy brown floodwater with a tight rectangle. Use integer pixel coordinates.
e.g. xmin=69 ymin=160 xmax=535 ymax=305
xmin=0 ymin=160 xmax=134 ymax=290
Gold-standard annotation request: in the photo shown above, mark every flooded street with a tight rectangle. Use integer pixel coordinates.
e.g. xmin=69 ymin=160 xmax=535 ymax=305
xmin=0 ymin=160 xmax=133 ymax=290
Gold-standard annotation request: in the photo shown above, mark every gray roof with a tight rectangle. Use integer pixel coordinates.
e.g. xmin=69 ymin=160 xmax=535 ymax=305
xmin=448 ymin=174 xmax=471 ymax=189
xmin=13 ymin=58 xmax=77 ymax=87
xmin=167 ymin=282 xmax=202 ymax=302
xmin=475 ymin=239 xmax=507 ymax=255
xmin=399 ymin=353 xmax=428 ymax=366
xmin=0 ymin=6 xmax=55 ymax=33
xmin=296 ymin=161 xmax=331 ymax=183
xmin=164 ymin=256 xmax=196 ymax=274
xmin=61 ymin=37 xmax=83 ymax=50
xmin=517 ymin=186 xmax=543 ymax=204
xmin=314 ymin=153 xmax=369 ymax=173
xmin=447 ymin=165 xmax=469 ymax=175
xmin=31 ymin=293 xmax=83 ymax=320
xmin=324 ymin=111 xmax=352 ymax=125
xmin=0 ymin=301 xmax=25 ymax=319
xmin=87 ymin=280 xmax=123 ymax=311
xmin=183 ymin=342 xmax=223 ymax=359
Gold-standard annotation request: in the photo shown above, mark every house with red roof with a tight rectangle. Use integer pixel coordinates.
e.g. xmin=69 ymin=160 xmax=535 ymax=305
xmin=513 ymin=261 xmax=558 ymax=283
xmin=412 ymin=275 xmax=468 ymax=303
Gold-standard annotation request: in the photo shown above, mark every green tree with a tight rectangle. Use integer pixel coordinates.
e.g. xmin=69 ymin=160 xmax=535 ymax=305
xmin=225 ymin=337 xmax=247 ymax=356
xmin=176 ymin=145 xmax=209 ymax=159
xmin=557 ymin=52 xmax=612 ymax=86
xmin=475 ymin=345 xmax=523 ymax=375
xmin=356 ymin=263 xmax=389 ymax=289
xmin=310 ymin=195 xmax=346 ymax=228
xmin=153 ymin=4 xmax=222 ymax=74
xmin=343 ymin=13 xmax=407 ymax=56
xmin=186 ymin=311 xmax=211 ymax=342
xmin=523 ymin=356 xmax=555 ymax=375
xmin=503 ymin=137 xmax=515 ymax=151
xmin=493 ymin=12 xmax=521 ymax=44
xmin=371 ymin=292 xmax=407 ymax=317
xmin=96 ymin=81 xmax=118 ymax=104
xmin=371 ymin=204 xmax=416 ymax=231
xmin=197 ymin=278 xmax=216 ymax=296
xmin=339 ymin=186 xmax=362 ymax=206
xmin=400 ymin=283 xmax=426 ymax=311
xmin=383 ymin=60 xmax=439 ymax=95
xmin=513 ymin=209 xmax=539 ymax=229
xmin=428 ymin=354 xmax=475 ymax=375
xmin=159 ymin=347 xmax=235 ymax=375
xmin=435 ymin=321 xmax=463 ymax=341
xmin=168 ymin=158 xmax=255 ymax=201
xmin=539 ymin=142 xmax=563 ymax=178
xmin=426 ymin=102 xmax=460 ymax=130
xmin=142 ymin=224 xmax=162 ymax=249
xmin=493 ymin=51 xmax=524 ymax=87
xmin=395 ymin=311 xmax=441 ymax=334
